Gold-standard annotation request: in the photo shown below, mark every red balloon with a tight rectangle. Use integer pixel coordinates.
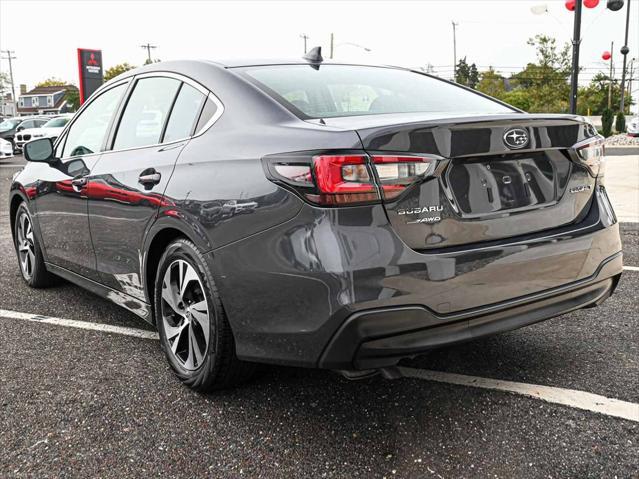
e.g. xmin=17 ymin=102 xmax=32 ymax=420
xmin=584 ymin=0 xmax=600 ymax=7
xmin=565 ymin=0 xmax=576 ymax=11
xmin=602 ymin=51 xmax=611 ymax=60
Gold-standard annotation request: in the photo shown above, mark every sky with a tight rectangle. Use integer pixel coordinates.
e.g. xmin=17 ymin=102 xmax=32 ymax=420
xmin=0 ymin=0 xmax=637 ymax=100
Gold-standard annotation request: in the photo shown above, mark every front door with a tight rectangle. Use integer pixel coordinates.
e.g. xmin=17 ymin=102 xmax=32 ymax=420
xmin=34 ymin=81 xmax=128 ymax=280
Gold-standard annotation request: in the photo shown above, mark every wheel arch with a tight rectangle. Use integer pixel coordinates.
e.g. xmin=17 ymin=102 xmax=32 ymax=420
xmin=143 ymin=215 xmax=214 ymax=321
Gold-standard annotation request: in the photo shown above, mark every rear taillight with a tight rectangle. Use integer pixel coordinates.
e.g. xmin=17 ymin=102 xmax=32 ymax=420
xmin=310 ymin=154 xmax=379 ymax=205
xmin=371 ymin=155 xmax=438 ymax=200
xmin=574 ymin=136 xmax=605 ymax=177
xmin=263 ymin=151 xmax=439 ymax=206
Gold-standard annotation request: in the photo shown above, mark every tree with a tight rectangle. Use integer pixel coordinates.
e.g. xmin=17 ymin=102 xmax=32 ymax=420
xmin=601 ymin=109 xmax=613 ymax=137
xmin=476 ymin=67 xmax=506 ymax=98
xmin=577 ymin=73 xmax=625 ymax=116
xmin=508 ymin=35 xmax=571 ymax=113
xmin=144 ymin=58 xmax=161 ymax=65
xmin=36 ymin=77 xmax=66 ymax=87
xmin=615 ymin=111 xmax=626 ymax=133
xmin=502 ymin=90 xmax=531 ymax=111
xmin=65 ymin=89 xmax=80 ymax=111
xmin=104 ymin=63 xmax=136 ymax=82
xmin=455 ymin=57 xmax=479 ymax=89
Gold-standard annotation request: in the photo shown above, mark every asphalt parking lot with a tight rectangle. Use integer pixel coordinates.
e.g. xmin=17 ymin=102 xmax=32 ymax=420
xmin=1 ymin=155 xmax=638 ymax=478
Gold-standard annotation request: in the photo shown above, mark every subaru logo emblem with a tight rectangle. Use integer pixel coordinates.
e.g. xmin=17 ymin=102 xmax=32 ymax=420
xmin=503 ymin=128 xmax=529 ymax=149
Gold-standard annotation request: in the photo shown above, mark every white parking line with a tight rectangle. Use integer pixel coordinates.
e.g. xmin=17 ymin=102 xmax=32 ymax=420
xmin=0 ymin=309 xmax=158 ymax=340
xmin=398 ymin=368 xmax=639 ymax=423
xmin=624 ymin=266 xmax=639 ymax=272
xmin=1 ymin=307 xmax=637 ymax=422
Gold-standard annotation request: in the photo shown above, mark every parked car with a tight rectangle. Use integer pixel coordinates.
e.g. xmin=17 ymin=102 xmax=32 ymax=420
xmin=0 ymin=137 xmax=14 ymax=159
xmin=628 ymin=116 xmax=639 ymax=137
xmin=14 ymin=114 xmax=74 ymax=152
xmin=10 ymin=55 xmax=622 ymax=392
xmin=0 ymin=116 xmax=50 ymax=152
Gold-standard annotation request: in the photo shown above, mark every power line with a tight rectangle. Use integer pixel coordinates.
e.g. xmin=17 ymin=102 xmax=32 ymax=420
xmin=140 ymin=43 xmax=157 ymax=63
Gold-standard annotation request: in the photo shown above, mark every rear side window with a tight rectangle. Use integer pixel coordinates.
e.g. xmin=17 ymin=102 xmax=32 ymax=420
xmin=241 ymin=65 xmax=514 ymax=119
xmin=163 ymin=83 xmax=205 ymax=142
xmin=194 ymin=96 xmax=218 ymax=134
xmin=113 ymin=77 xmax=181 ymax=150
xmin=63 ymin=83 xmax=127 ymax=157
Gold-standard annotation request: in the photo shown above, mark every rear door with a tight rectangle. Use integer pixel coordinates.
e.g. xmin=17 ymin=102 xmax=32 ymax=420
xmin=87 ymin=74 xmax=207 ymax=300
xmin=352 ymin=114 xmax=599 ymax=250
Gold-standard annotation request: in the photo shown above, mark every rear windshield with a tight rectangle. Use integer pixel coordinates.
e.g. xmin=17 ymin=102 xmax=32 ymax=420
xmin=241 ymin=65 xmax=514 ymax=119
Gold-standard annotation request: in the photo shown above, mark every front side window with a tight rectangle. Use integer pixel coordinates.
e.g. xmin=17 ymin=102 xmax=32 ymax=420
xmin=163 ymin=83 xmax=205 ymax=142
xmin=113 ymin=77 xmax=181 ymax=150
xmin=241 ymin=65 xmax=514 ymax=119
xmin=62 ymin=83 xmax=126 ymax=157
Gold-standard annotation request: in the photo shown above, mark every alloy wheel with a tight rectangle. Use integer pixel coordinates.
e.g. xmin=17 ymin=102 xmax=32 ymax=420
xmin=161 ymin=259 xmax=210 ymax=371
xmin=16 ymin=212 xmax=36 ymax=279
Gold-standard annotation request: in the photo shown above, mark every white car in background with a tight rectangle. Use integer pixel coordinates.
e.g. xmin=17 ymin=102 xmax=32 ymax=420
xmin=0 ymin=137 xmax=13 ymax=159
xmin=14 ymin=114 xmax=74 ymax=152
xmin=628 ymin=116 xmax=639 ymax=137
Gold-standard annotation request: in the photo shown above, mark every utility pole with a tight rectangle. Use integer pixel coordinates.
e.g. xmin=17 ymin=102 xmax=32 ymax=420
xmin=452 ymin=21 xmax=458 ymax=81
xmin=619 ymin=0 xmax=631 ymax=114
xmin=330 ymin=33 xmax=334 ymax=59
xmin=140 ymin=43 xmax=157 ymax=64
xmin=0 ymin=50 xmax=17 ymax=113
xmin=569 ymin=0 xmax=582 ymax=114
xmin=299 ymin=34 xmax=309 ymax=54
xmin=608 ymin=41 xmax=614 ymax=109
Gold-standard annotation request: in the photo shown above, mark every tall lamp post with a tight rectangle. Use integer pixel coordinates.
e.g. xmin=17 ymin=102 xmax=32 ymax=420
xmin=568 ymin=0 xmax=583 ymax=114
xmin=619 ymin=0 xmax=632 ymax=113
xmin=562 ymin=0 xmax=627 ymax=113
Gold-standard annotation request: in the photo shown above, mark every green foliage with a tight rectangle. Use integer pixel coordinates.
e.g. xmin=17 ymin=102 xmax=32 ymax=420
xmin=576 ymin=72 xmax=625 ymax=116
xmin=502 ymin=90 xmax=531 ymax=111
xmin=476 ymin=68 xmax=506 ymax=98
xmin=104 ymin=63 xmax=136 ymax=82
xmin=36 ymin=77 xmax=66 ymax=87
xmin=65 ymin=89 xmax=80 ymax=111
xmin=455 ymin=57 xmax=479 ymax=89
xmin=144 ymin=58 xmax=161 ymax=65
xmin=475 ymin=36 xmax=572 ymax=113
xmin=0 ymin=71 xmax=10 ymax=94
xmin=615 ymin=111 xmax=625 ymax=133
xmin=601 ymin=109 xmax=613 ymax=137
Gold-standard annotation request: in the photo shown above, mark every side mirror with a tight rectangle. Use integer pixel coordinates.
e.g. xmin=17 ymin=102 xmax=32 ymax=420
xmin=17 ymin=126 xmax=24 ymax=132
xmin=24 ymin=138 xmax=55 ymax=163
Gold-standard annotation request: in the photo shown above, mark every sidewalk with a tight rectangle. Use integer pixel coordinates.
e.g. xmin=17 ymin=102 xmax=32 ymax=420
xmin=605 ymin=154 xmax=639 ymax=223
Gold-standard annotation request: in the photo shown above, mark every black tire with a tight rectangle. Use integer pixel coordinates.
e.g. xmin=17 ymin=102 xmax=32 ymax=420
xmin=13 ymin=203 xmax=56 ymax=288
xmin=154 ymin=238 xmax=254 ymax=391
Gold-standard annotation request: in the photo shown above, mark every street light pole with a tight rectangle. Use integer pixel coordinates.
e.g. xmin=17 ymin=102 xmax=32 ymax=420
xmin=619 ymin=0 xmax=631 ymax=113
xmin=569 ymin=0 xmax=583 ymax=114
xmin=608 ymin=41 xmax=614 ymax=109
xmin=300 ymin=34 xmax=309 ymax=54
xmin=0 ymin=50 xmax=17 ymax=113
xmin=452 ymin=21 xmax=458 ymax=81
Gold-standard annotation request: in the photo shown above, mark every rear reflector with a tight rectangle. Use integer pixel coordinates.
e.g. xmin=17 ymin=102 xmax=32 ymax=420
xmin=371 ymin=155 xmax=437 ymax=199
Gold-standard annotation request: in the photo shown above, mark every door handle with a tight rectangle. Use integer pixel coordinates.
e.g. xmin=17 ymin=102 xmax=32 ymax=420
xmin=71 ymin=176 xmax=88 ymax=192
xmin=138 ymin=169 xmax=161 ymax=188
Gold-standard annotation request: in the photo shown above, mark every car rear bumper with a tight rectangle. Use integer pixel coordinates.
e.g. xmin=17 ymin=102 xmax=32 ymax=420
xmin=319 ymin=252 xmax=622 ymax=369
xmin=211 ymin=184 xmax=622 ymax=369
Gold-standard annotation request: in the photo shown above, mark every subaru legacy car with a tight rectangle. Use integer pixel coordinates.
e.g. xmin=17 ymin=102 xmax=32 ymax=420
xmin=10 ymin=51 xmax=622 ymax=391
